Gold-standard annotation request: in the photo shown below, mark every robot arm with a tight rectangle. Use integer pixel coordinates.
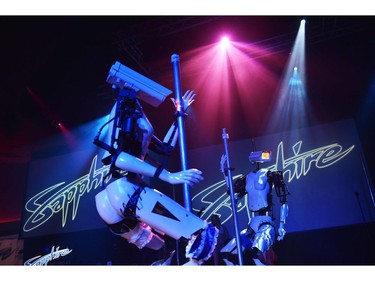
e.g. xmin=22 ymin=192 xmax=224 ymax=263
xmin=148 ymin=90 xmax=196 ymax=156
xmin=220 ymin=154 xmax=247 ymax=198
xmin=115 ymin=151 xmax=204 ymax=186
xmin=268 ymin=170 xmax=290 ymax=241
xmin=220 ymin=154 xmax=230 ymax=187
xmin=163 ymin=89 xmax=196 ymax=147
xmin=277 ymin=203 xmax=289 ymax=241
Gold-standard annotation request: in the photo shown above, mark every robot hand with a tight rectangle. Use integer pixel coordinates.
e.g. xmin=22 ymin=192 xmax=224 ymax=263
xmin=220 ymin=154 xmax=227 ymax=174
xmin=159 ymin=168 xmax=204 ymax=186
xmin=171 ymin=90 xmax=196 ymax=112
xmin=277 ymin=224 xmax=286 ymax=241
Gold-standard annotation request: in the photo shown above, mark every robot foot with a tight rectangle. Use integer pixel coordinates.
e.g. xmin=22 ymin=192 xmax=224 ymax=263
xmin=185 ymin=224 xmax=219 ymax=265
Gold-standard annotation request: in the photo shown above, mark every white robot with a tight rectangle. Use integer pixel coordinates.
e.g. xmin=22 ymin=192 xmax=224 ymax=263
xmin=220 ymin=151 xmax=289 ymax=265
xmin=93 ymin=63 xmax=217 ymax=265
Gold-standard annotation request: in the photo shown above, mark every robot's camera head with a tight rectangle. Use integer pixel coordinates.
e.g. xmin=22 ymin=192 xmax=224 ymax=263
xmin=106 ymin=61 xmax=173 ymax=107
xmin=249 ymin=150 xmax=272 ymax=164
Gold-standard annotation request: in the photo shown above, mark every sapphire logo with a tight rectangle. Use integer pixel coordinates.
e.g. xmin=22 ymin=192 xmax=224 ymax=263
xmin=24 ymin=246 xmax=72 ymax=266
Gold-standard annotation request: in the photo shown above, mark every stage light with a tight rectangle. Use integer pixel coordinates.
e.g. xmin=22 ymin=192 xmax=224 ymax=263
xmin=220 ymin=36 xmax=230 ymax=49
xmin=267 ymin=17 xmax=309 ymax=133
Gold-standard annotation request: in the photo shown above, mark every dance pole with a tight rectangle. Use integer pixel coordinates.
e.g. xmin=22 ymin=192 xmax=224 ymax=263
xmin=222 ymin=128 xmax=243 ymax=265
xmin=171 ymin=53 xmax=192 ymax=212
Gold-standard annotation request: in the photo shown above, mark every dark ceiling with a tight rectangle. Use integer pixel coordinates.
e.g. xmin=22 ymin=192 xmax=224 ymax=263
xmin=1 ymin=16 xmax=374 ymax=142
xmin=1 ymin=15 xmax=375 ymax=176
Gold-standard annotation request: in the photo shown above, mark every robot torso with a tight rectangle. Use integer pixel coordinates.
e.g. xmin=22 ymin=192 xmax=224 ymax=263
xmin=246 ymin=168 xmax=271 ymax=212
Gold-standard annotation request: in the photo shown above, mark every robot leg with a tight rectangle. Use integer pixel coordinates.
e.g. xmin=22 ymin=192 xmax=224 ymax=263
xmin=96 ymin=177 xmax=218 ymax=261
xmin=252 ymin=223 xmax=276 ymax=254
xmin=95 ymin=183 xmax=164 ymax=250
xmin=135 ymin=186 xmax=218 ymax=264
xmin=251 ymin=223 xmax=277 ymax=265
xmin=220 ymin=227 xmax=255 ymax=265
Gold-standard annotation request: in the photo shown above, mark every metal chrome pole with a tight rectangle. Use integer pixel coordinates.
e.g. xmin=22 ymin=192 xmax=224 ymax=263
xmin=222 ymin=128 xmax=243 ymax=265
xmin=171 ymin=53 xmax=192 ymax=212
